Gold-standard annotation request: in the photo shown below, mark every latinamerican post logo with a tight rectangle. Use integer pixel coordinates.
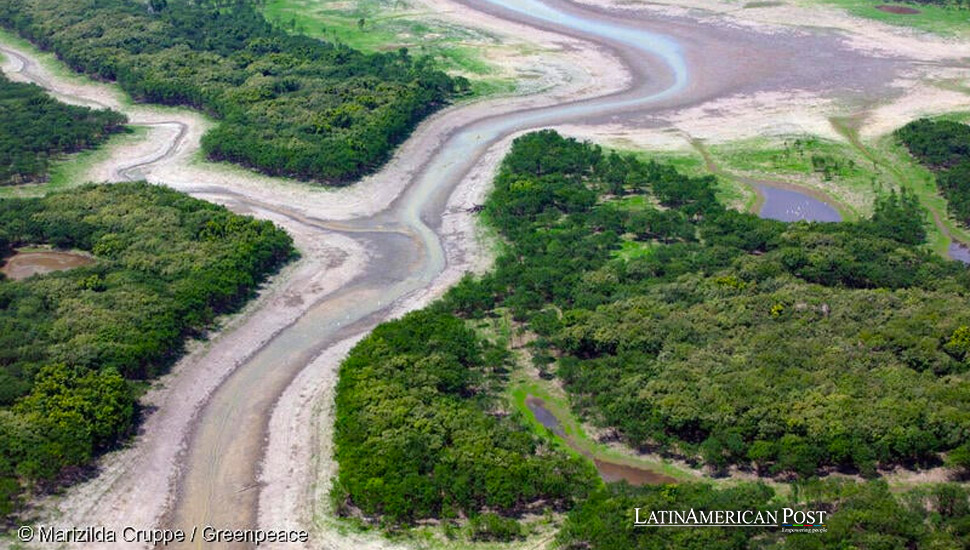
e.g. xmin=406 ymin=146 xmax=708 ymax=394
xmin=634 ymin=508 xmax=828 ymax=533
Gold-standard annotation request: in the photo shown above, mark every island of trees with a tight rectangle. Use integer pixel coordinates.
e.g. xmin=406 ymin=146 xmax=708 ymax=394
xmin=333 ymin=129 xmax=970 ymax=546
xmin=0 ymin=73 xmax=126 ymax=185
xmin=0 ymin=0 xmax=462 ymax=183
xmin=0 ymin=182 xmax=294 ymax=520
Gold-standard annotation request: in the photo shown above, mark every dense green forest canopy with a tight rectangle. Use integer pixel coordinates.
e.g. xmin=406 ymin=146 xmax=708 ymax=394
xmin=443 ymin=130 xmax=970 ymax=477
xmin=333 ymin=129 xmax=970 ymax=542
xmin=332 ymin=309 xmax=596 ymax=528
xmin=0 ymin=0 xmax=461 ymax=183
xmin=0 ymin=182 xmax=294 ymax=520
xmin=898 ymin=118 xmax=970 ymax=225
xmin=0 ymin=72 xmax=125 ymax=185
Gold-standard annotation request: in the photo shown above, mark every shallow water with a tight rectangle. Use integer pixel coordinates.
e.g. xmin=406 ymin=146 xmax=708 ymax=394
xmin=757 ymin=184 xmax=842 ymax=223
xmin=949 ymin=242 xmax=970 ymax=264
xmin=0 ymin=250 xmax=94 ymax=280
xmin=525 ymin=396 xmax=676 ymax=485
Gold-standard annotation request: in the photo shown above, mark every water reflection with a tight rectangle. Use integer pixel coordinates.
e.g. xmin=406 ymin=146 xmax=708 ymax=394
xmin=949 ymin=242 xmax=970 ymax=265
xmin=757 ymin=185 xmax=842 ymax=223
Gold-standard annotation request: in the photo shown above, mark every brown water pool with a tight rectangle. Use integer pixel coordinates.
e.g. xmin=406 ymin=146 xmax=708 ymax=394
xmin=1 ymin=250 xmax=95 ymax=280
xmin=525 ymin=395 xmax=677 ymax=486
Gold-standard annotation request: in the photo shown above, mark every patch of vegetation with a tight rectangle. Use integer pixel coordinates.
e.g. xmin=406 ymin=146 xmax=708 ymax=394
xmin=333 ymin=130 xmax=970 ymax=540
xmin=0 ymin=182 xmax=294 ymax=521
xmin=0 ymin=0 xmax=462 ymax=184
xmin=332 ymin=309 xmax=596 ymax=527
xmin=710 ymin=136 xmax=878 ymax=217
xmin=260 ymin=0 xmax=513 ymax=96
xmin=0 ymin=72 xmax=126 ymax=185
xmin=558 ymin=480 xmax=970 ymax=549
xmin=898 ymin=118 xmax=970 ymax=225
xmin=443 ymin=130 xmax=969 ymax=479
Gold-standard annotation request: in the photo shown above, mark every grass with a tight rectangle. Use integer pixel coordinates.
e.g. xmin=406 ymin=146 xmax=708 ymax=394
xmin=507 ymin=376 xmax=697 ymax=483
xmin=468 ymin=310 xmax=699 ymax=484
xmin=261 ymin=0 xmax=517 ymax=97
xmin=817 ymin=0 xmax=970 ymax=37
xmin=708 ymin=135 xmax=877 ymax=219
xmin=609 ymin=146 xmax=756 ymax=212
xmin=831 ymin=115 xmax=970 ymax=256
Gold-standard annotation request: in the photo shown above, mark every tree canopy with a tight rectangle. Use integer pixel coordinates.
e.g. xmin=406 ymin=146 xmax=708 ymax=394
xmin=0 ymin=0 xmax=460 ymax=184
xmin=0 ymin=72 xmax=126 ymax=185
xmin=0 ymin=182 xmax=294 ymax=521
xmin=333 ymin=129 xmax=970 ymax=539
xmin=898 ymin=118 xmax=970 ymax=225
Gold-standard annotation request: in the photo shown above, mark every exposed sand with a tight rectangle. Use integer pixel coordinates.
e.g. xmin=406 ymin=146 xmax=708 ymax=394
xmin=571 ymin=0 xmax=970 ymax=142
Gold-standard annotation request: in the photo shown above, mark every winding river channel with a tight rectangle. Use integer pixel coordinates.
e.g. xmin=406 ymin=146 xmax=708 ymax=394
xmin=171 ymin=1 xmax=699 ymax=541
xmin=2 ymin=0 xmax=943 ymax=547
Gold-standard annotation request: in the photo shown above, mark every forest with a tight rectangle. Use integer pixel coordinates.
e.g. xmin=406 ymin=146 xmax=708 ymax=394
xmin=0 ymin=72 xmax=126 ymax=185
xmin=898 ymin=118 xmax=970 ymax=225
xmin=332 ymin=309 xmax=596 ymax=528
xmin=443 ymin=130 xmax=970 ymax=477
xmin=333 ymin=129 xmax=970 ymax=539
xmin=0 ymin=182 xmax=294 ymax=519
xmin=0 ymin=0 xmax=461 ymax=183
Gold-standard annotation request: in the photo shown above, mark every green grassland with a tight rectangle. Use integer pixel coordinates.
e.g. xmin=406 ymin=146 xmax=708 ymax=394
xmin=261 ymin=0 xmax=517 ymax=96
xmin=708 ymin=136 xmax=876 ymax=218
xmin=602 ymin=123 xmax=970 ymax=261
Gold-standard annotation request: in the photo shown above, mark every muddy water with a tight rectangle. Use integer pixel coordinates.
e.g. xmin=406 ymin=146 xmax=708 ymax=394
xmin=0 ymin=250 xmax=94 ymax=280
xmin=757 ymin=184 xmax=842 ymax=222
xmin=526 ymin=396 xmax=676 ymax=485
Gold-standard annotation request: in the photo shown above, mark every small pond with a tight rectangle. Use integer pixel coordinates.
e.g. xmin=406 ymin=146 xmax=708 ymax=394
xmin=757 ymin=184 xmax=842 ymax=223
xmin=1 ymin=250 xmax=94 ymax=281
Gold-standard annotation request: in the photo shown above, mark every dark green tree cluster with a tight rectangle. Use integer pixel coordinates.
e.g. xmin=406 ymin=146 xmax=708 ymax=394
xmin=0 ymin=73 xmax=126 ymax=185
xmin=443 ymin=130 xmax=970 ymax=478
xmin=0 ymin=0 xmax=460 ymax=183
xmin=332 ymin=309 xmax=596 ymax=527
xmin=898 ymin=118 xmax=970 ymax=225
xmin=788 ymin=480 xmax=970 ymax=550
xmin=0 ymin=182 xmax=294 ymax=520
xmin=558 ymin=483 xmax=775 ymax=550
